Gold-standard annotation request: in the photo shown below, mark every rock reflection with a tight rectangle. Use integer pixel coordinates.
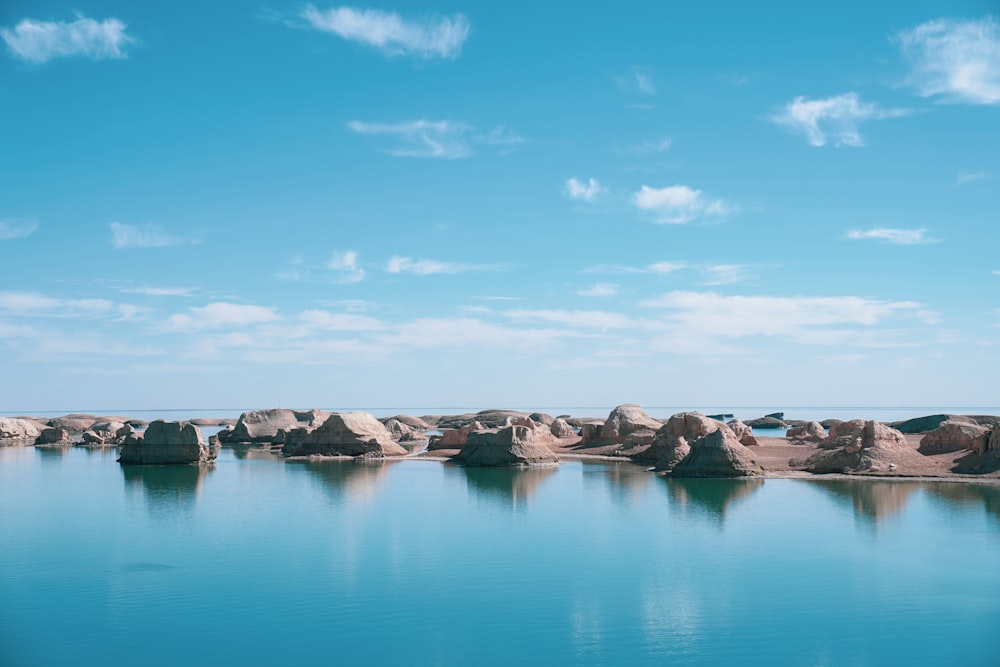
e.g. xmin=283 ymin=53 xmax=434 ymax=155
xmin=291 ymin=458 xmax=396 ymax=504
xmin=811 ymin=480 xmax=918 ymax=525
xmin=33 ymin=445 xmax=71 ymax=463
xmin=121 ymin=465 xmax=212 ymax=517
xmin=923 ymin=483 xmax=1000 ymax=522
xmin=580 ymin=459 xmax=651 ymax=504
xmin=457 ymin=465 xmax=557 ymax=509
xmin=228 ymin=444 xmax=282 ymax=461
xmin=662 ymin=477 xmax=764 ymax=523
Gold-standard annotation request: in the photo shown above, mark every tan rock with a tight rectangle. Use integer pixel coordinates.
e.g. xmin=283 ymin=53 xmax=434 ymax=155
xmin=0 ymin=417 xmax=41 ymax=440
xmin=220 ymin=408 xmax=328 ymax=444
xmin=549 ymin=418 xmax=576 ymax=438
xmin=282 ymin=412 xmax=406 ymax=458
xmin=919 ymin=421 xmax=991 ymax=455
xmin=786 ymin=421 xmax=826 ymax=443
xmin=806 ymin=420 xmax=925 ymax=474
xmin=118 ymin=421 xmax=215 ymax=465
xmin=727 ymin=419 xmax=759 ymax=447
xmin=667 ymin=428 xmax=764 ymax=477
xmin=451 ymin=425 xmax=559 ymax=467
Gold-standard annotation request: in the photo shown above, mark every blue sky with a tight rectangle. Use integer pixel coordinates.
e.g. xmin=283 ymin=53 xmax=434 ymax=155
xmin=1 ymin=1 xmax=998 ymax=411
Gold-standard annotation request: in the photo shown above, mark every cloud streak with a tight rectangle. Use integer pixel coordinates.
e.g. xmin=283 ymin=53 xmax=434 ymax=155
xmin=109 ymin=223 xmax=198 ymax=249
xmin=634 ymin=185 xmax=733 ymax=224
xmin=1 ymin=15 xmax=131 ymax=64
xmin=0 ymin=219 xmax=38 ymax=240
xmin=846 ymin=228 xmax=937 ymax=245
xmin=386 ymin=256 xmax=487 ymax=275
xmin=895 ymin=17 xmax=1000 ymax=105
xmin=328 ymin=250 xmax=366 ymax=283
xmin=565 ymin=177 xmax=603 ymax=202
xmin=771 ymin=93 xmax=909 ymax=147
xmin=348 ymin=120 xmax=522 ymax=158
xmin=301 ymin=5 xmax=469 ymax=59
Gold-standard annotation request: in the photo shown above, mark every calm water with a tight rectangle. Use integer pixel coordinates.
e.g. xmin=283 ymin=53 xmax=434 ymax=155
xmin=2 ymin=447 xmax=1000 ymax=666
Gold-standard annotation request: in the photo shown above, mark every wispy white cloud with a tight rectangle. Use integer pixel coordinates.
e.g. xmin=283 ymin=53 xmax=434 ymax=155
xmin=475 ymin=126 xmax=526 ymax=148
xmin=618 ymin=67 xmax=657 ymax=95
xmin=386 ymin=256 xmax=486 ymax=275
xmin=771 ymin=93 xmax=909 ymax=147
xmin=347 ymin=119 xmax=522 ymax=158
xmin=700 ymin=264 xmax=753 ymax=285
xmin=565 ymin=177 xmax=603 ymax=202
xmin=121 ymin=286 xmax=196 ymax=297
xmin=328 ymin=250 xmax=366 ymax=283
xmin=300 ymin=5 xmax=468 ymax=59
xmin=0 ymin=218 xmax=38 ymax=240
xmin=846 ymin=228 xmax=937 ymax=245
xmin=577 ymin=283 xmax=618 ymax=297
xmin=1 ymin=15 xmax=132 ymax=64
xmin=0 ymin=291 xmax=134 ymax=320
xmin=617 ymin=137 xmax=673 ymax=154
xmin=634 ymin=184 xmax=733 ymax=224
xmin=583 ymin=261 xmax=686 ymax=275
xmin=957 ymin=170 xmax=989 ymax=185
xmin=895 ymin=17 xmax=1000 ymax=105
xmin=109 ymin=222 xmax=199 ymax=249
xmin=374 ymin=318 xmax=568 ymax=351
xmin=347 ymin=119 xmax=470 ymax=158
xmin=504 ymin=309 xmax=633 ymax=330
xmin=299 ymin=310 xmax=384 ymax=331
xmin=641 ymin=291 xmax=922 ymax=340
xmin=167 ymin=302 xmax=280 ymax=332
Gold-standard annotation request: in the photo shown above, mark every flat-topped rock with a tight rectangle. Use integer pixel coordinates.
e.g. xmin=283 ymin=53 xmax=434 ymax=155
xmin=434 ymin=410 xmax=532 ymax=430
xmin=667 ymin=428 xmax=764 ymax=478
xmin=118 ymin=420 xmax=215 ymax=465
xmin=380 ymin=415 xmax=432 ymax=431
xmin=0 ymin=417 xmax=41 ymax=440
xmin=282 ymin=412 xmax=407 ymax=458
xmin=919 ymin=421 xmax=991 ymax=455
xmin=220 ymin=408 xmax=328 ymax=444
xmin=451 ymin=425 xmax=559 ymax=467
xmin=34 ymin=427 xmax=71 ymax=446
xmin=745 ymin=416 xmax=788 ymax=429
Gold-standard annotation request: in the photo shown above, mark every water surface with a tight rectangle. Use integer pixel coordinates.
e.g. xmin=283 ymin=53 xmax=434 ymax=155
xmin=1 ymin=447 xmax=998 ymax=666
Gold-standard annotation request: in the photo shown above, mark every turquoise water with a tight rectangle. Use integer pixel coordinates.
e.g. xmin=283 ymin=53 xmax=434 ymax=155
xmin=2 ymin=447 xmax=999 ymax=666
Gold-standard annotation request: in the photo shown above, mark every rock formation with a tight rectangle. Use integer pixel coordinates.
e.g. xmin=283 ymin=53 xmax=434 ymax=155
xmin=744 ymin=416 xmax=788 ymax=429
xmin=383 ymin=418 xmax=425 ymax=442
xmin=633 ymin=412 xmax=725 ymax=468
xmin=549 ymin=418 xmax=576 ymax=438
xmin=429 ymin=421 xmax=487 ymax=450
xmin=79 ymin=421 xmax=134 ymax=447
xmin=727 ymin=419 xmax=759 ymax=447
xmin=282 ymin=412 xmax=407 ymax=458
xmin=34 ymin=427 xmax=71 ymax=445
xmin=219 ymin=408 xmax=328 ymax=444
xmin=786 ymin=421 xmax=826 ymax=443
xmin=118 ymin=420 xmax=216 ymax=465
xmin=0 ymin=417 xmax=41 ymax=440
xmin=451 ymin=425 xmax=559 ymax=467
xmin=918 ymin=421 xmax=991 ymax=455
xmin=667 ymin=428 xmax=764 ymax=477
xmin=600 ymin=404 xmax=662 ymax=444
xmin=805 ymin=420 xmax=925 ymax=474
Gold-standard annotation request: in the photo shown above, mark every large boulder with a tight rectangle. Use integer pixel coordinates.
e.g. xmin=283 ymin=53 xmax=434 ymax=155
xmin=383 ymin=418 xmax=425 ymax=442
xmin=282 ymin=412 xmax=406 ymax=458
xmin=919 ymin=421 xmax=991 ymax=455
xmin=435 ymin=410 xmax=531 ymax=430
xmin=550 ymin=418 xmax=576 ymax=438
xmin=727 ymin=419 xmax=759 ymax=447
xmin=380 ymin=414 xmax=432 ymax=431
xmin=889 ymin=414 xmax=967 ymax=434
xmin=667 ymin=428 xmax=764 ymax=477
xmin=786 ymin=421 xmax=826 ymax=443
xmin=219 ymin=408 xmax=328 ymax=444
xmin=451 ymin=425 xmax=559 ymax=467
xmin=34 ymin=427 xmax=71 ymax=445
xmin=805 ymin=420 xmax=925 ymax=474
xmin=118 ymin=421 xmax=215 ymax=465
xmin=633 ymin=412 xmax=724 ymax=467
xmin=598 ymin=404 xmax=662 ymax=445
xmin=0 ymin=418 xmax=41 ymax=440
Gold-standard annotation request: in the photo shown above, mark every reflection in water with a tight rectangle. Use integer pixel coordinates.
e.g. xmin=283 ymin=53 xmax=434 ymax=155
xmin=228 ymin=444 xmax=282 ymax=461
xmin=661 ymin=477 xmax=764 ymax=523
xmin=34 ymin=445 xmax=71 ymax=462
xmin=581 ymin=459 xmax=651 ymax=504
xmin=811 ymin=480 xmax=918 ymax=525
xmin=924 ymin=483 xmax=1000 ymax=522
xmin=456 ymin=465 xmax=557 ymax=509
xmin=121 ymin=465 xmax=212 ymax=517
xmin=291 ymin=458 xmax=396 ymax=504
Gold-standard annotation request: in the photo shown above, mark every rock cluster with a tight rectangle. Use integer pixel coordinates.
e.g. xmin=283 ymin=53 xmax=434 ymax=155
xmin=667 ymin=428 xmax=764 ymax=478
xmin=918 ymin=421 xmax=991 ymax=455
xmin=0 ymin=417 xmax=41 ymax=440
xmin=805 ymin=420 xmax=925 ymax=474
xmin=786 ymin=421 xmax=826 ymax=443
xmin=218 ymin=409 xmax=329 ymax=444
